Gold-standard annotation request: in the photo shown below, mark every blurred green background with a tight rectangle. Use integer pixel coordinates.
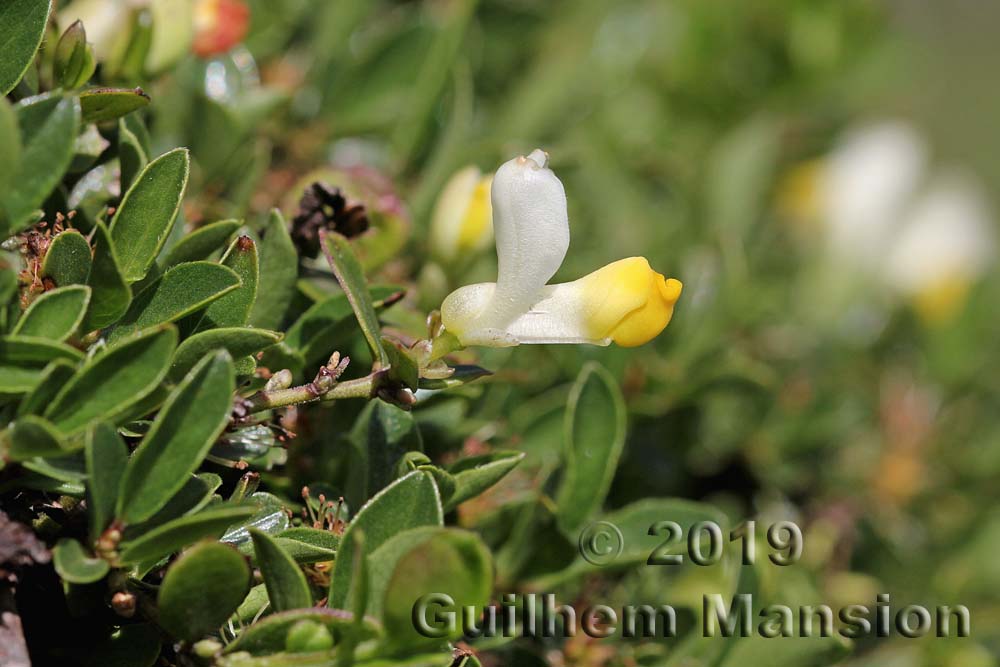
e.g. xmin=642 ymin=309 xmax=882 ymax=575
xmin=60 ymin=0 xmax=1000 ymax=663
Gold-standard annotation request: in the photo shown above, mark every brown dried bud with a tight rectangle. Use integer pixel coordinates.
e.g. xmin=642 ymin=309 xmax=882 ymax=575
xmin=111 ymin=591 xmax=136 ymax=618
xmin=290 ymin=182 xmax=369 ymax=257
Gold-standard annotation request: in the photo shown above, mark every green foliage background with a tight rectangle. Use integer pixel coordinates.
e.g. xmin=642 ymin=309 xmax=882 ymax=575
xmin=1 ymin=1 xmax=998 ymax=666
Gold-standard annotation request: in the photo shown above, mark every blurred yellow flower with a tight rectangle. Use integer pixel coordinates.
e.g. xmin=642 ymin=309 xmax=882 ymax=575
xmin=429 ymin=166 xmax=493 ymax=262
xmin=440 ymin=150 xmax=682 ymax=348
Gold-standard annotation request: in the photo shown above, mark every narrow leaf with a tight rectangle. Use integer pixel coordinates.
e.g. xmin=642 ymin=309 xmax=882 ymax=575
xmin=162 ymin=219 xmax=241 ymax=267
xmin=18 ymin=358 xmax=76 ymax=416
xmin=118 ymin=119 xmax=148 ymax=192
xmin=250 ymin=529 xmax=313 ymax=612
xmin=249 ymin=209 xmax=298 ymax=330
xmin=555 ymin=362 xmax=626 ymax=534
xmin=4 ymin=415 xmax=68 ymax=461
xmin=83 ymin=220 xmax=131 ymax=330
xmin=45 ymin=326 xmax=176 ymax=434
xmin=119 ymin=505 xmax=257 ymax=564
xmin=6 ymin=94 xmax=80 ymax=231
xmin=319 ymin=230 xmax=388 ymax=366
xmin=13 ymin=285 xmax=91 ymax=341
xmin=79 ymin=86 xmax=151 ymax=124
xmin=444 ymin=451 xmax=525 ymax=511
xmin=193 ymin=235 xmax=258 ymax=331
xmin=85 ymin=422 xmax=128 ymax=541
xmin=169 ymin=327 xmax=280 ymax=382
xmin=107 ymin=262 xmax=240 ymax=343
xmin=0 ymin=335 xmax=83 ymax=366
xmin=117 ymin=351 xmax=235 ymax=523
xmin=110 ymin=148 xmax=189 ymax=282
xmin=0 ymin=0 xmax=52 ymax=95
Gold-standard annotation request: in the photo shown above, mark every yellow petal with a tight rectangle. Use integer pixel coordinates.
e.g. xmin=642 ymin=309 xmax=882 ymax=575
xmin=574 ymin=257 xmax=682 ymax=347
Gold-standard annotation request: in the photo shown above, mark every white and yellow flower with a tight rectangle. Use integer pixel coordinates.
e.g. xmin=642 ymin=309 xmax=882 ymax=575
xmin=440 ymin=149 xmax=682 ymax=348
xmin=429 ymin=166 xmax=494 ymax=262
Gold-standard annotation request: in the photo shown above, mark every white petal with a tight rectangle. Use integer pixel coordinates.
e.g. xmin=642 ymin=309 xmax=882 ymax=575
xmin=477 ymin=149 xmax=569 ymax=330
xmin=885 ymin=170 xmax=996 ymax=295
xmin=823 ymin=122 xmax=928 ymax=268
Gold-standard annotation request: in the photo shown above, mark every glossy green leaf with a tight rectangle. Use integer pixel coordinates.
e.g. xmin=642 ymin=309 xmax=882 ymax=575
xmin=0 ymin=335 xmax=83 ymax=366
xmin=0 ymin=98 xmax=21 ymax=204
xmin=45 ymin=326 xmax=176 ymax=434
xmin=249 ymin=209 xmax=298 ymax=330
xmin=83 ymin=221 xmax=131 ymax=330
xmin=5 ymin=94 xmax=80 ymax=231
xmin=250 ymin=529 xmax=313 ymax=612
xmin=163 ymin=219 xmax=241 ymax=267
xmin=13 ymin=286 xmax=91 ymax=341
xmin=0 ymin=0 xmax=52 ymax=95
xmin=0 ymin=366 xmax=43 ymax=397
xmin=373 ymin=527 xmax=492 ymax=649
xmin=346 ymin=401 xmax=423 ymax=509
xmin=328 ymin=471 xmax=442 ymax=608
xmin=52 ymin=538 xmax=109 ymax=584
xmin=41 ymin=230 xmax=92 ymax=287
xmin=18 ymin=358 xmax=76 ymax=416
xmin=110 ymin=148 xmax=189 ymax=282
xmin=4 ymin=415 xmax=68 ymax=461
xmin=79 ymin=87 xmax=151 ymax=124
xmin=223 ymin=608 xmax=380 ymax=656
xmin=118 ymin=119 xmax=148 ymax=193
xmin=170 ymin=327 xmax=281 ymax=382
xmin=444 ymin=450 xmax=525 ymax=511
xmin=193 ymin=235 xmax=259 ymax=331
xmin=117 ymin=351 xmax=235 ymax=523
xmin=119 ymin=504 xmax=257 ymax=564
xmin=555 ymin=362 xmax=626 ymax=534
xmin=85 ymin=422 xmax=128 ymax=541
xmin=107 ymin=262 xmax=240 ymax=342
xmin=158 ymin=541 xmax=251 ymax=642
xmin=319 ymin=231 xmax=388 ymax=366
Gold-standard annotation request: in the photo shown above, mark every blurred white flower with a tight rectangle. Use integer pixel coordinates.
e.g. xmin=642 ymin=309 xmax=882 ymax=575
xmin=440 ymin=149 xmax=682 ymax=348
xmin=819 ymin=121 xmax=996 ymax=321
xmin=429 ymin=166 xmax=493 ymax=262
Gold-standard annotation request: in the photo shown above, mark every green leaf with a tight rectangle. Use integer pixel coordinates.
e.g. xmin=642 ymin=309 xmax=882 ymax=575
xmin=346 ymin=401 xmax=423 ymax=509
xmin=158 ymin=541 xmax=251 ymax=642
xmin=4 ymin=414 xmax=69 ymax=461
xmin=52 ymin=538 xmax=109 ymax=584
xmin=83 ymin=221 xmax=131 ymax=330
xmin=0 ymin=366 xmax=43 ymax=397
xmin=118 ymin=119 xmax=148 ymax=193
xmin=0 ymin=98 xmax=21 ymax=204
xmin=444 ymin=450 xmax=525 ymax=512
xmin=163 ymin=219 xmax=241 ymax=267
xmin=107 ymin=262 xmax=241 ymax=342
xmin=250 ymin=209 xmax=298 ymax=330
xmin=0 ymin=335 xmax=84 ymax=366
xmin=328 ymin=471 xmax=442 ymax=609
xmin=534 ymin=498 xmax=728 ymax=586
xmin=0 ymin=0 xmax=52 ymax=95
xmin=555 ymin=362 xmax=626 ymax=534
xmin=119 ymin=504 xmax=257 ymax=564
xmin=5 ymin=94 xmax=80 ymax=232
xmin=117 ymin=351 xmax=235 ymax=523
xmin=319 ymin=231 xmax=388 ymax=366
xmin=41 ymin=230 xmax=92 ymax=287
xmin=284 ymin=286 xmax=402 ymax=367
xmin=110 ymin=147 xmax=189 ymax=283
xmin=18 ymin=358 xmax=76 ymax=416
xmin=170 ymin=327 xmax=281 ymax=382
xmin=54 ymin=20 xmax=96 ymax=89
xmin=85 ymin=422 xmax=128 ymax=541
xmin=124 ymin=472 xmax=222 ymax=537
xmin=417 ymin=365 xmax=492 ymax=391
xmin=250 ymin=529 xmax=313 ymax=612
xmin=45 ymin=326 xmax=176 ymax=434
xmin=273 ymin=528 xmax=340 ymax=563
xmin=372 ymin=527 xmax=492 ymax=650
xmin=79 ymin=87 xmax=151 ymax=124
xmin=223 ymin=608 xmax=380 ymax=656
xmin=193 ymin=235 xmax=259 ymax=331
xmin=13 ymin=286 xmax=91 ymax=341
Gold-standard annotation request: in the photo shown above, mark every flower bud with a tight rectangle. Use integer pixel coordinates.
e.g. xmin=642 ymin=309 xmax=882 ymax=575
xmin=54 ymin=21 xmax=96 ymax=89
xmin=430 ymin=166 xmax=493 ymax=262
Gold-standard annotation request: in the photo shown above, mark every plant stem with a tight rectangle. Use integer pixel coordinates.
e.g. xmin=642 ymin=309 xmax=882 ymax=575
xmin=246 ymin=376 xmax=374 ymax=413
